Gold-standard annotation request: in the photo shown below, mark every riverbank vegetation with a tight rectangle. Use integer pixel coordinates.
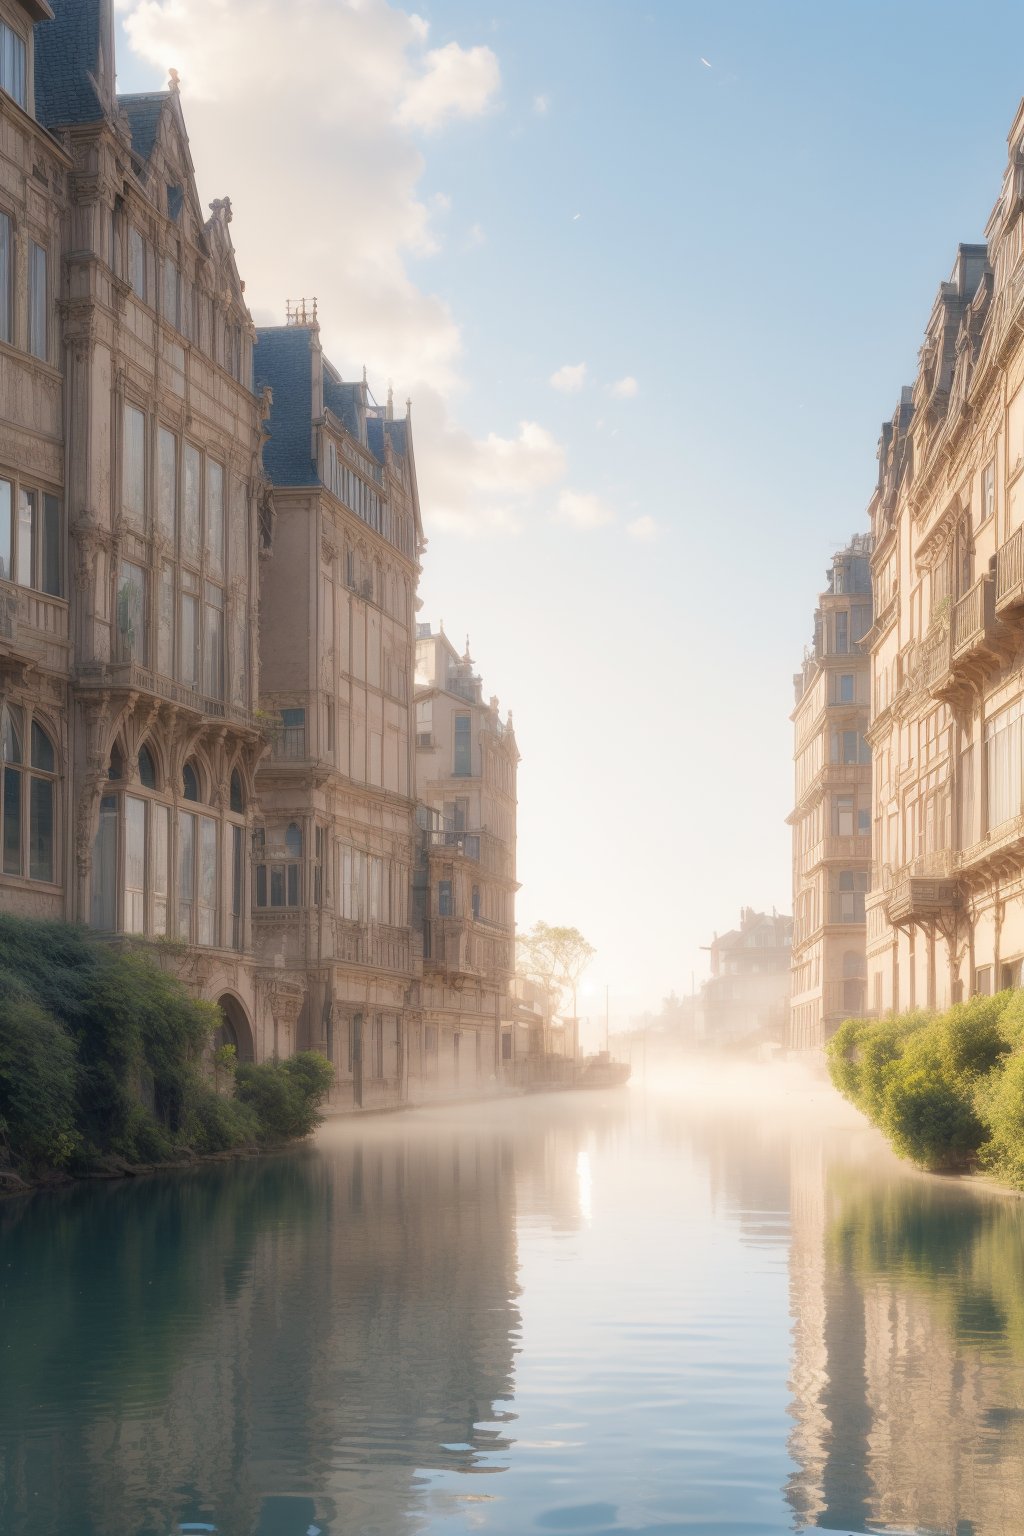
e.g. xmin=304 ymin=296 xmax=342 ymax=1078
xmin=0 ymin=915 xmax=333 ymax=1185
xmin=827 ymin=990 xmax=1024 ymax=1186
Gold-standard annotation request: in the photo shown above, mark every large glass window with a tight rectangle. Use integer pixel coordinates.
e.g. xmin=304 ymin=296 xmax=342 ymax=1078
xmin=124 ymin=794 xmax=146 ymax=934
xmin=158 ymin=564 xmax=174 ymax=677
xmin=116 ymin=561 xmax=147 ymax=664
xmin=0 ymin=22 xmax=26 ymax=108
xmin=198 ymin=815 xmax=217 ymax=946
xmin=206 ymin=461 xmax=224 ymax=576
xmin=90 ymin=796 xmax=117 ymax=930
xmin=129 ymin=227 xmax=146 ymax=300
xmin=183 ymin=442 xmax=201 ymax=562
xmin=453 ymin=714 xmax=472 ymax=775
xmin=0 ymin=211 xmax=11 ymax=346
xmin=123 ymin=405 xmax=146 ymax=528
xmin=177 ymin=810 xmax=195 ymax=940
xmin=255 ymin=822 xmax=302 ymax=909
xmin=28 ymin=242 xmax=47 ymax=362
xmin=158 ymin=427 xmax=177 ymax=541
xmin=986 ymin=701 xmax=1024 ymax=830
xmin=179 ymin=587 xmax=200 ymax=688
xmin=203 ymin=583 xmax=223 ymax=699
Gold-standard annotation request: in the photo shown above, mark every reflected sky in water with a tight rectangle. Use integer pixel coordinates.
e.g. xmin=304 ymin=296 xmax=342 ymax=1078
xmin=2 ymin=1065 xmax=1024 ymax=1536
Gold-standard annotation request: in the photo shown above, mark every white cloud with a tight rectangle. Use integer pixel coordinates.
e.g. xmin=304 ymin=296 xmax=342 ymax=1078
xmin=557 ymin=489 xmax=615 ymax=530
xmin=533 ymin=93 xmax=549 ymax=114
xmin=466 ymin=222 xmax=487 ymax=249
xmin=609 ymin=375 xmax=639 ymax=398
xmin=626 ymin=515 xmax=659 ymax=542
xmin=397 ymin=41 xmax=501 ymax=132
xmin=550 ymin=361 xmax=587 ymax=393
xmin=120 ymin=0 xmax=558 ymax=537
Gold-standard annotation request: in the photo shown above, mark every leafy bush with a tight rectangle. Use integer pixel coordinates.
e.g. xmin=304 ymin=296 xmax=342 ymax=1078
xmin=0 ymin=916 xmax=332 ymax=1178
xmin=236 ymin=1052 xmax=334 ymax=1143
xmin=827 ymin=992 xmax=1024 ymax=1178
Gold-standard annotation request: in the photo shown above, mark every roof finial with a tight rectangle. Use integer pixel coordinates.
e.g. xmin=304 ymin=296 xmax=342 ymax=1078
xmin=168 ymin=67 xmax=181 ymax=93
xmin=406 ymin=396 xmax=412 ymax=420
xmin=362 ymin=364 xmax=368 ymax=386
xmin=386 ymin=383 xmax=394 ymax=420
xmin=463 ymin=634 xmax=472 ymax=663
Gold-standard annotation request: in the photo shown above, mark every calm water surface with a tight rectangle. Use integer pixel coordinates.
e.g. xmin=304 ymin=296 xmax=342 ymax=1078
xmin=3 ymin=1063 xmax=1024 ymax=1536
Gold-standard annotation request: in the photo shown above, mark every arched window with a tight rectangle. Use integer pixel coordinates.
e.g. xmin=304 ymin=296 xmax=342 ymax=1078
xmin=108 ymin=742 xmax=125 ymax=781
xmin=229 ymin=768 xmax=244 ymax=814
xmin=182 ymin=760 xmax=200 ymax=801
xmin=138 ymin=744 xmax=157 ymax=789
xmin=1 ymin=708 xmax=57 ymax=882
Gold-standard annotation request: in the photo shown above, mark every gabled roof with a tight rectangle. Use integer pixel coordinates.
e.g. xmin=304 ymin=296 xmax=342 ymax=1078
xmin=35 ymin=0 xmax=105 ymax=128
xmin=253 ymin=327 xmax=317 ymax=488
xmin=118 ymin=92 xmax=165 ymax=163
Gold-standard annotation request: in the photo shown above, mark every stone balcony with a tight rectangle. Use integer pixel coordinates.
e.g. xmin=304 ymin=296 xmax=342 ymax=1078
xmin=802 ymin=833 xmax=871 ymax=873
xmin=884 ymin=853 xmax=961 ymax=926
xmin=75 ymin=658 xmax=264 ymax=736
xmin=424 ymin=916 xmax=514 ymax=979
xmin=997 ymin=525 xmax=1024 ymax=615
xmin=917 ymin=575 xmax=1003 ymax=704
xmin=0 ymin=582 xmax=70 ymax=679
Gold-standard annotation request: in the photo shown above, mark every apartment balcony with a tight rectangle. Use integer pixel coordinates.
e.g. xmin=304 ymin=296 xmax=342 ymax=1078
xmin=802 ymin=833 xmax=871 ymax=873
xmin=76 ymin=658 xmax=263 ymax=736
xmin=884 ymin=856 xmax=960 ymax=927
xmin=425 ymin=827 xmax=515 ymax=880
xmin=424 ymin=916 xmax=513 ymax=978
xmin=917 ymin=577 xmax=1003 ymax=703
xmin=0 ymin=583 xmax=70 ymax=679
xmin=323 ymin=917 xmax=415 ymax=974
xmin=996 ymin=525 xmax=1024 ymax=615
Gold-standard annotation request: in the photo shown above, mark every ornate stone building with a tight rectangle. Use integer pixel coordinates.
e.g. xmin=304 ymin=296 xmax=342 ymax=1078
xmin=253 ymin=311 xmax=423 ymax=1105
xmin=866 ymin=102 xmax=1024 ymax=1011
xmin=789 ymin=537 xmax=873 ymax=1049
xmin=413 ymin=626 xmax=518 ymax=1091
xmin=1 ymin=0 xmax=268 ymax=1055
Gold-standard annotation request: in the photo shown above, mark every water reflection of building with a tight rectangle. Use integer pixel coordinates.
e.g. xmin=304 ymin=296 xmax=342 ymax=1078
xmin=0 ymin=1125 xmax=522 ymax=1536
xmin=786 ymin=1149 xmax=1024 ymax=1536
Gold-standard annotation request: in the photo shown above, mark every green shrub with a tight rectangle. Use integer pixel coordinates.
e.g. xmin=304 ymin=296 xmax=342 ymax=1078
xmin=236 ymin=1051 xmax=333 ymax=1143
xmin=0 ymin=994 xmax=79 ymax=1171
xmin=0 ymin=916 xmax=331 ymax=1178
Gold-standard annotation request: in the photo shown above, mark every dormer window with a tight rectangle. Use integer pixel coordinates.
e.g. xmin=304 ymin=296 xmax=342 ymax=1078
xmin=0 ymin=22 xmax=26 ymax=109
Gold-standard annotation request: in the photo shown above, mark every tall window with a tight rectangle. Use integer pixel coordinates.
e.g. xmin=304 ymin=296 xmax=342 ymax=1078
xmin=838 ymin=673 xmax=854 ymax=704
xmin=255 ymin=823 xmax=302 ymax=909
xmin=206 ymin=461 xmax=224 ymax=576
xmin=453 ymin=714 xmax=472 ymax=775
xmin=162 ymin=255 xmax=180 ymax=328
xmin=832 ymin=795 xmax=855 ymax=837
xmin=123 ymin=405 xmax=147 ymax=527
xmin=28 ymin=242 xmax=46 ymax=362
xmin=0 ymin=479 xmax=60 ymax=595
xmin=1 ymin=708 xmax=57 ymax=883
xmin=115 ymin=561 xmax=147 ymax=664
xmin=830 ymin=729 xmax=870 ymax=766
xmin=986 ymin=701 xmax=1023 ymax=829
xmin=834 ymin=612 xmax=849 ymax=654
xmin=982 ymin=461 xmax=995 ymax=523
xmin=833 ymin=870 xmax=868 ymax=924
xmin=438 ymin=879 xmax=454 ymax=917
xmin=129 ymin=227 xmax=146 ymax=299
xmin=0 ymin=211 xmax=11 ymax=346
xmin=0 ymin=22 xmax=26 ymax=108
xmin=278 ymin=708 xmax=306 ymax=759
xmin=157 ymin=427 xmax=177 ymax=541
xmin=416 ymin=699 xmax=432 ymax=746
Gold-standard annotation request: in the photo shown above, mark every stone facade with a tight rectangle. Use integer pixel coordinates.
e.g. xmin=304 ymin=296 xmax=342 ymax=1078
xmin=413 ymin=627 xmax=518 ymax=1093
xmin=697 ymin=907 xmax=793 ymax=1045
xmin=2 ymin=0 xmax=266 ymax=1057
xmin=789 ymin=537 xmax=873 ymax=1050
xmin=866 ymin=101 xmax=1024 ymax=1013
xmin=252 ymin=315 xmax=422 ymax=1107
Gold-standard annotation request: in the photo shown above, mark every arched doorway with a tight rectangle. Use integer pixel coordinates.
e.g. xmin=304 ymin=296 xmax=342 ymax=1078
xmin=214 ymin=994 xmax=256 ymax=1064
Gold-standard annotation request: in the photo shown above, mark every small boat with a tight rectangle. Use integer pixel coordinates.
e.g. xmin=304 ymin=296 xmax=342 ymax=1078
xmin=577 ymin=1050 xmax=631 ymax=1089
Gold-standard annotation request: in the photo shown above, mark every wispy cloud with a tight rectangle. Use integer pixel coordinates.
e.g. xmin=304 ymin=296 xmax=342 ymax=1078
xmin=609 ymin=375 xmax=639 ymax=398
xmin=626 ymin=515 xmax=659 ymax=542
xmin=397 ymin=41 xmax=501 ymax=131
xmin=550 ymin=361 xmax=587 ymax=394
xmin=466 ymin=222 xmax=487 ymax=248
xmin=557 ymin=489 xmax=615 ymax=530
xmin=533 ymin=93 xmax=549 ymax=114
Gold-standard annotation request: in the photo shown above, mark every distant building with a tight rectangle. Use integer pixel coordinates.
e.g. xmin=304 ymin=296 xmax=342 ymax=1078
xmin=697 ymin=908 xmax=793 ymax=1045
xmin=788 ymin=536 xmax=874 ymax=1050
xmin=252 ymin=310 xmax=422 ymax=1107
xmin=413 ymin=627 xmax=519 ymax=1092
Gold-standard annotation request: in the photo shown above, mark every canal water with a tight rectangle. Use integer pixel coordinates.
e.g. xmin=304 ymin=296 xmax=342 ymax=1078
xmin=3 ymin=1062 xmax=1024 ymax=1536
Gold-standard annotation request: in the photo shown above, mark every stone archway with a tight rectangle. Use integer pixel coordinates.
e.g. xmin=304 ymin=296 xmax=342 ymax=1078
xmin=214 ymin=993 xmax=256 ymax=1064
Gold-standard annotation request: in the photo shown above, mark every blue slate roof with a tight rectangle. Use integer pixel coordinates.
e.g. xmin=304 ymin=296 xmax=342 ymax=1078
xmin=323 ymin=375 xmax=362 ymax=441
xmin=119 ymin=93 xmax=166 ymax=163
xmin=35 ymin=0 xmax=105 ymax=128
xmin=253 ymin=328 xmax=317 ymax=488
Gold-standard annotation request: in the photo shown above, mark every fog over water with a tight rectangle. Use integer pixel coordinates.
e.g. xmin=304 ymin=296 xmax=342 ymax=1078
xmin=2 ymin=1065 xmax=1024 ymax=1536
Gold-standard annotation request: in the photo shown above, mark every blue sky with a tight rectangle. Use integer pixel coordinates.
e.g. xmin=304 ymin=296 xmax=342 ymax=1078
xmin=115 ymin=0 xmax=1024 ymax=1026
